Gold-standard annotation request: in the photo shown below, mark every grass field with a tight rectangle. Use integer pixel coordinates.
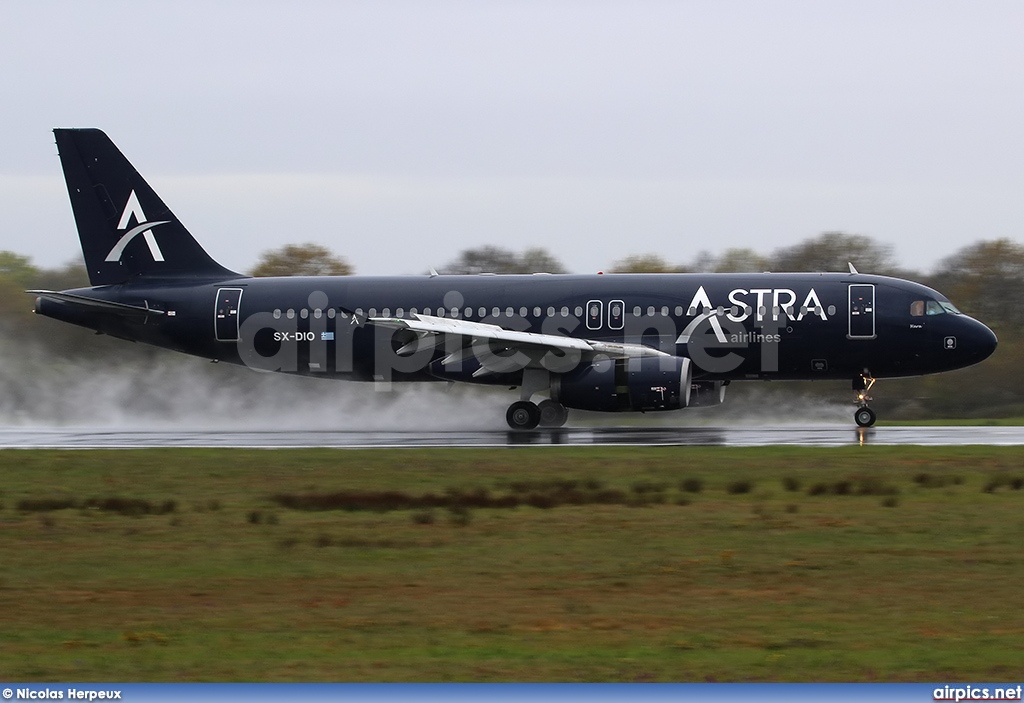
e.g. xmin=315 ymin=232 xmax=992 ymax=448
xmin=1 ymin=446 xmax=1023 ymax=682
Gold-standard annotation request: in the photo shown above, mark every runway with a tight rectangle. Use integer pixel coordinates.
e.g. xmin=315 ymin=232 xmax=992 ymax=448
xmin=0 ymin=425 xmax=1022 ymax=448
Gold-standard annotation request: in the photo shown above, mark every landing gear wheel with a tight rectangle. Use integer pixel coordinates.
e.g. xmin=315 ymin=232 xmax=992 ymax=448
xmin=506 ymin=401 xmax=541 ymax=431
xmin=537 ymin=399 xmax=569 ymax=428
xmin=854 ymin=406 xmax=877 ymax=428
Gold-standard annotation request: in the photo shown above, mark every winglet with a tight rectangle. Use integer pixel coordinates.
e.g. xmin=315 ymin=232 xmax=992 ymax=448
xmin=848 ymin=262 xmax=859 ymax=275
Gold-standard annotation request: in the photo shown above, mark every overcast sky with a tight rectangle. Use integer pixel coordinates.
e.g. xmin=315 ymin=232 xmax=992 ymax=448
xmin=2 ymin=0 xmax=1022 ymax=276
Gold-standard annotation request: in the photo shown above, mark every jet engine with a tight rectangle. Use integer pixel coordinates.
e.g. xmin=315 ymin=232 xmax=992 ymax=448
xmin=552 ymin=356 xmax=692 ymax=412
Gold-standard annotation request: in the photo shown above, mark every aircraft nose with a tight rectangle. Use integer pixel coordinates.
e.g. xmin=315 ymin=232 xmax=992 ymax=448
xmin=965 ymin=317 xmax=998 ymax=364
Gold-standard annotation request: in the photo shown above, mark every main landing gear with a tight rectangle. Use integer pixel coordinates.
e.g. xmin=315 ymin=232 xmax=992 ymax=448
xmin=853 ymin=374 xmax=877 ymax=428
xmin=505 ymin=369 xmax=569 ymax=431
xmin=506 ymin=399 xmax=569 ymax=430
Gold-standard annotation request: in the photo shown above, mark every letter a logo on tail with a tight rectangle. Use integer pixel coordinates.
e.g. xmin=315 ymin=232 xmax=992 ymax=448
xmin=105 ymin=189 xmax=169 ymax=262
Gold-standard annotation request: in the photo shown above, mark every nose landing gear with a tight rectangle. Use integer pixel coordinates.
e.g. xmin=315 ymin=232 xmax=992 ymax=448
xmin=853 ymin=374 xmax=877 ymax=427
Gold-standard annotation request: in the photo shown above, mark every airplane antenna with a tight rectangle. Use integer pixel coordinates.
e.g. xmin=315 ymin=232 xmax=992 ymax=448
xmin=848 ymin=262 xmax=859 ymax=275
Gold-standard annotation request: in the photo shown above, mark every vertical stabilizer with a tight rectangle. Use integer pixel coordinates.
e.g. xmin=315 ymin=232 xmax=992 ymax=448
xmin=54 ymin=128 xmax=240 ymax=286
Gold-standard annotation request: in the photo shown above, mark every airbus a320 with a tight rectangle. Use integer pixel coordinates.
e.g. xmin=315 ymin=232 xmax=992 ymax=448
xmin=30 ymin=129 xmax=998 ymax=430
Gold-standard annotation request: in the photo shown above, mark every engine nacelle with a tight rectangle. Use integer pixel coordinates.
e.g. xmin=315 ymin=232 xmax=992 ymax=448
xmin=552 ymin=356 xmax=692 ymax=412
xmin=688 ymin=380 xmax=727 ymax=407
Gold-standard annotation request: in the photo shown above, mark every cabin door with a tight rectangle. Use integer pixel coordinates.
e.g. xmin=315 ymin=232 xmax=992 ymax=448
xmin=215 ymin=288 xmax=243 ymax=342
xmin=848 ymin=284 xmax=875 ymax=339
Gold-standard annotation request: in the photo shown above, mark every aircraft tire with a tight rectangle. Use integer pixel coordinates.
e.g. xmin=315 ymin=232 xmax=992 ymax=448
xmin=507 ymin=401 xmax=541 ymax=431
xmin=854 ymin=407 xmax=877 ymax=428
xmin=538 ymin=399 xmax=569 ymax=428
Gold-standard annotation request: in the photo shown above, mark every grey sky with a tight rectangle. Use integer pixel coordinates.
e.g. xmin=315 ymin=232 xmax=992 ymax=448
xmin=2 ymin=0 xmax=1022 ymax=276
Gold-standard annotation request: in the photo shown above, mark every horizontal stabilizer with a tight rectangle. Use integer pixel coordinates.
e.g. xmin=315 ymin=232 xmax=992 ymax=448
xmin=28 ymin=290 xmax=166 ymax=317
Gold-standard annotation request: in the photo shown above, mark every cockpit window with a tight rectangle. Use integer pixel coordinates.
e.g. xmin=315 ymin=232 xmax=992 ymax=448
xmin=913 ymin=299 xmax=961 ymax=316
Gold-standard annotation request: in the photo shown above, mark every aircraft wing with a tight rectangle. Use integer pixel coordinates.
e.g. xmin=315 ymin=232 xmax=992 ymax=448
xmin=369 ymin=313 xmax=670 ymax=361
xmin=27 ymin=290 xmax=166 ymax=317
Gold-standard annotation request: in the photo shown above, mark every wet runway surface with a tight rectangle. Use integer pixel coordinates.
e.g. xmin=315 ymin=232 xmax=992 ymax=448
xmin=1 ymin=425 xmax=1023 ymax=448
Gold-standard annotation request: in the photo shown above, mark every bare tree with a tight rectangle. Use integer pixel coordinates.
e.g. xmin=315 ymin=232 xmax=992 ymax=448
xmin=250 ymin=243 xmax=352 ymax=277
xmin=928 ymin=238 xmax=1024 ymax=330
xmin=769 ymin=232 xmax=899 ymax=274
xmin=608 ymin=253 xmax=687 ymax=273
xmin=441 ymin=246 xmax=566 ymax=274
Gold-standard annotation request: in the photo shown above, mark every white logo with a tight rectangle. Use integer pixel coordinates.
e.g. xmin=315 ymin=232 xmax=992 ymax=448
xmin=686 ymin=285 xmax=828 ymax=322
xmin=105 ymin=190 xmax=169 ymax=262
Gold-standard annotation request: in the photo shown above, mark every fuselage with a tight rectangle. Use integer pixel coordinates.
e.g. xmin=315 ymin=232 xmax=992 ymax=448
xmin=36 ymin=271 xmax=998 ymax=386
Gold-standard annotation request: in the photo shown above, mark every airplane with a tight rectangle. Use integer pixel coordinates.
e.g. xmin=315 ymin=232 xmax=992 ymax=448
xmin=29 ymin=128 xmax=998 ymax=430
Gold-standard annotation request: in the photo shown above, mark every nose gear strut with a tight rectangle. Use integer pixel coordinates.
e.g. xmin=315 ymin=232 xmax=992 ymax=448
xmin=853 ymin=374 xmax=877 ymax=427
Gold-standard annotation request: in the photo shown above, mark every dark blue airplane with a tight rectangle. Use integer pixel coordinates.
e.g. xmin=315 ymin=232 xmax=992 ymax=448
xmin=30 ymin=129 xmax=998 ymax=429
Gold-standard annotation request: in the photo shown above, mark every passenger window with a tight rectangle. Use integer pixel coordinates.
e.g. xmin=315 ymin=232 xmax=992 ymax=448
xmin=926 ymin=300 xmax=944 ymax=316
xmin=910 ymin=300 xmax=924 ymax=317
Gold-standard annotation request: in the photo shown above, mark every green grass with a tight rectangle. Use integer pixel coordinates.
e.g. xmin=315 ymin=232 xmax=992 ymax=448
xmin=1 ymin=446 xmax=1023 ymax=681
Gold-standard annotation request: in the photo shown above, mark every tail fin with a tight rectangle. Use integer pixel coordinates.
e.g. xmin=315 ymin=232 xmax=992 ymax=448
xmin=54 ymin=128 xmax=240 ymax=286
